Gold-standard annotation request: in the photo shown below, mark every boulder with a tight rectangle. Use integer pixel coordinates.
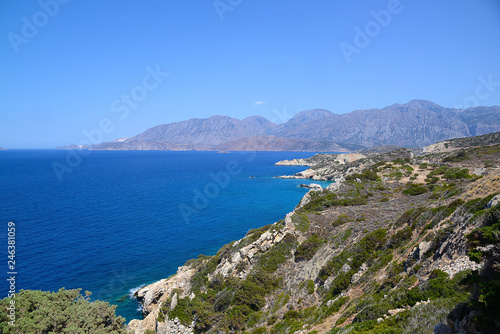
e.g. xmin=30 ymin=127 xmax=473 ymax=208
xmin=433 ymin=324 xmax=452 ymax=334
xmin=487 ymin=194 xmax=500 ymax=208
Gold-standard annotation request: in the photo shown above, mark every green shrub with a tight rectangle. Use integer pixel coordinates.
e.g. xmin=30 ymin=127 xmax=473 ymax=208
xmin=426 ymin=176 xmax=440 ymax=184
xmin=246 ymin=224 xmax=273 ymax=242
xmin=464 ymin=194 xmax=497 ymax=214
xmin=443 ymin=167 xmax=472 ymax=180
xmin=271 ymin=317 xmax=303 ymax=334
xmin=429 ymin=192 xmax=441 ymax=199
xmin=319 ymin=296 xmax=349 ymax=320
xmin=389 ymin=171 xmax=403 ymax=179
xmin=394 ymin=207 xmax=427 ymax=228
xmin=305 ymin=279 xmax=315 ymax=294
xmin=267 ymin=314 xmax=277 ymax=325
xmin=0 ymin=289 xmax=126 ymax=334
xmin=235 ymin=271 xmax=280 ymax=310
xmin=295 ymin=234 xmax=324 ymax=262
xmin=402 ymin=184 xmax=427 ymax=196
xmin=346 ymin=169 xmax=380 ymax=182
xmin=443 ymin=151 xmax=470 ymax=162
xmin=251 ymin=327 xmax=268 ymax=334
xmin=428 ymin=165 xmax=449 ymax=176
xmin=392 ymin=158 xmax=410 ymax=165
xmin=214 ymin=288 xmax=234 ymax=312
xmin=257 ymin=233 xmax=297 ymax=273
xmin=292 ymin=213 xmax=310 ymax=232
xmin=332 ymin=214 xmax=350 ymax=227
xmin=283 ymin=309 xmax=301 ymax=320
xmin=388 ymin=227 xmax=413 ymax=248
xmin=341 ymin=197 xmax=368 ymax=206
xmin=419 ymin=163 xmax=428 ymax=169
xmin=429 ymin=269 xmax=449 ymax=280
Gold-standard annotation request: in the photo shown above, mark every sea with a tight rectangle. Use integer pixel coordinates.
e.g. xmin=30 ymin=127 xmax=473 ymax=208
xmin=0 ymin=150 xmax=334 ymax=322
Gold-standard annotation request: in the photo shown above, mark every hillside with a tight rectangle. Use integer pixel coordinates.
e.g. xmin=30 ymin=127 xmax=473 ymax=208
xmin=128 ymin=133 xmax=500 ymax=334
xmin=84 ymin=100 xmax=500 ymax=151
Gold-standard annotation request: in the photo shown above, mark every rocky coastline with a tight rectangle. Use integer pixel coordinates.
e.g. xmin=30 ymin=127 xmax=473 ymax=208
xmin=127 ymin=134 xmax=500 ymax=334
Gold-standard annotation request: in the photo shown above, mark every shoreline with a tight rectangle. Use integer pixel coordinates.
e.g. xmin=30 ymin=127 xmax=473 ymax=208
xmin=127 ymin=154 xmax=345 ymax=330
xmin=125 ymin=154 xmax=329 ymax=323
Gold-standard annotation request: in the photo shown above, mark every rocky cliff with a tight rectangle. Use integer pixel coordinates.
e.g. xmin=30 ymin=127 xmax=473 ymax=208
xmin=128 ymin=133 xmax=500 ymax=334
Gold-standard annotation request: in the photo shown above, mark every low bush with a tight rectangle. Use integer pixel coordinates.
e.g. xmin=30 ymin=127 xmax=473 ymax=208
xmin=234 ymin=271 xmax=280 ymax=311
xmin=346 ymin=169 xmax=380 ymax=182
xmin=443 ymin=167 xmax=472 ymax=180
xmin=295 ymin=234 xmax=324 ymax=262
xmin=419 ymin=163 xmax=428 ymax=169
xmin=388 ymin=227 xmax=413 ymax=248
xmin=332 ymin=214 xmax=350 ymax=227
xmin=402 ymin=184 xmax=427 ymax=196
xmin=443 ymin=151 xmax=470 ymax=163
xmin=292 ymin=213 xmax=310 ymax=232
xmin=257 ymin=233 xmax=297 ymax=273
xmin=0 ymin=289 xmax=126 ymax=334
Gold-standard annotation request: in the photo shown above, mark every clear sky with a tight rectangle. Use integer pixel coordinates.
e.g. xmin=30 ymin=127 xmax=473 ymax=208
xmin=1 ymin=0 xmax=499 ymax=148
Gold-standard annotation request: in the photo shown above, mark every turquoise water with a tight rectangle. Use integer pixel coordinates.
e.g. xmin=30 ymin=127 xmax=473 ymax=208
xmin=0 ymin=150 xmax=333 ymax=322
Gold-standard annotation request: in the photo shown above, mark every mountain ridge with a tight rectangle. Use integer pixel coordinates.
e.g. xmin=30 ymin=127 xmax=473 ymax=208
xmin=69 ymin=100 xmax=500 ymax=151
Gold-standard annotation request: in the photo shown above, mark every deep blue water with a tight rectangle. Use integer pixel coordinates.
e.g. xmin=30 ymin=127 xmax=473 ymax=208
xmin=0 ymin=150 xmax=333 ymax=322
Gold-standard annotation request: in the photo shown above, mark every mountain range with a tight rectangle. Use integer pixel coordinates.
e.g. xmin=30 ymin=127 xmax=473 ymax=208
xmin=87 ymin=99 xmax=500 ymax=151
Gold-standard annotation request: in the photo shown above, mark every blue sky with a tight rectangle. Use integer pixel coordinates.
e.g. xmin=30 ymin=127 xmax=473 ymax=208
xmin=1 ymin=0 xmax=499 ymax=148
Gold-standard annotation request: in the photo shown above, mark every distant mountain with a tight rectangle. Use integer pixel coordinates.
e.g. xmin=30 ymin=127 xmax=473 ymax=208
xmin=82 ymin=100 xmax=500 ymax=151
xmin=131 ymin=115 xmax=262 ymax=146
xmin=0 ymin=147 xmax=5 ymax=150
xmin=282 ymin=108 xmax=335 ymax=126
xmin=275 ymin=100 xmax=492 ymax=147
xmin=242 ymin=116 xmax=277 ymax=134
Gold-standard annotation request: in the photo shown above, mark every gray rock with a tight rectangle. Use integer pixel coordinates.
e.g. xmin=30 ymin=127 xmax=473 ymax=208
xmin=433 ymin=323 xmax=452 ymax=334
xmin=487 ymin=194 xmax=500 ymax=208
xmin=156 ymin=317 xmax=194 ymax=334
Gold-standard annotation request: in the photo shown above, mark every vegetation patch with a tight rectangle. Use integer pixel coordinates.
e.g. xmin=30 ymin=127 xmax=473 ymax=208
xmin=332 ymin=214 xmax=350 ymax=227
xmin=345 ymin=169 xmax=380 ymax=182
xmin=292 ymin=213 xmax=310 ymax=232
xmin=402 ymin=184 xmax=427 ymax=196
xmin=0 ymin=289 xmax=126 ymax=334
xmin=443 ymin=150 xmax=470 ymax=163
xmin=318 ymin=229 xmax=387 ymax=286
xmin=443 ymin=167 xmax=472 ymax=180
xmin=257 ymin=233 xmax=297 ymax=273
xmin=295 ymin=234 xmax=325 ymax=262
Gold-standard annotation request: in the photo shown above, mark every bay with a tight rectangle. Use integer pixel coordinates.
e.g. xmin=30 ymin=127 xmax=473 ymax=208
xmin=0 ymin=150 xmax=333 ymax=321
